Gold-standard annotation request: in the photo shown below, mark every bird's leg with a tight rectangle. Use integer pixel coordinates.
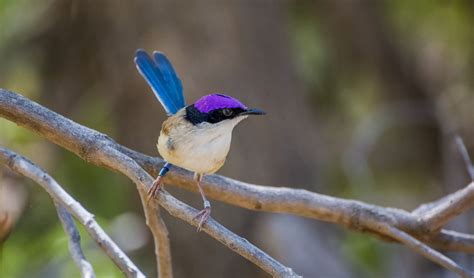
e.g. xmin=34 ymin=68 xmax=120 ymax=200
xmin=192 ymin=173 xmax=211 ymax=232
xmin=147 ymin=162 xmax=171 ymax=204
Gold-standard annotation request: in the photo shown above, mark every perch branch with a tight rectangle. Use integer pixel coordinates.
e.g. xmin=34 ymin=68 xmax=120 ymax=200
xmin=55 ymin=204 xmax=96 ymax=278
xmin=1 ymin=89 xmax=474 ymax=274
xmin=121 ymin=144 xmax=474 ymax=252
xmin=0 ymin=147 xmax=145 ymax=278
xmin=104 ymin=145 xmax=300 ymax=277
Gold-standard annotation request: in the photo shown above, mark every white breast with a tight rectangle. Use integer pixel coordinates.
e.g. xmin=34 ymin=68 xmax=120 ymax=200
xmin=158 ymin=116 xmax=246 ymax=174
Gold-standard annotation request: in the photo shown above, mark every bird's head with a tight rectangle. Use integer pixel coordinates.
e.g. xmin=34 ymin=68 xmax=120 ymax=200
xmin=185 ymin=94 xmax=265 ymax=127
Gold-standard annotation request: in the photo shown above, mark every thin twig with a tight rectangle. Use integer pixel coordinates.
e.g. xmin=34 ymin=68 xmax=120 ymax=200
xmin=0 ymin=147 xmax=145 ymax=278
xmin=455 ymin=135 xmax=474 ymax=181
xmin=136 ymin=183 xmax=173 ymax=278
xmin=381 ymin=224 xmax=473 ymax=278
xmin=417 ymin=182 xmax=474 ymax=233
xmin=55 ymin=204 xmax=96 ymax=278
xmin=429 ymin=230 xmax=474 ymax=253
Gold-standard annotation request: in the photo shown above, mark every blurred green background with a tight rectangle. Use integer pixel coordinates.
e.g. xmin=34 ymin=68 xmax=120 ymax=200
xmin=0 ymin=1 xmax=473 ymax=277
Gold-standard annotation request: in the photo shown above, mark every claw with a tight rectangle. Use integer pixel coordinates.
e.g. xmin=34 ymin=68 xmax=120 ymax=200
xmin=193 ymin=206 xmax=211 ymax=232
xmin=146 ymin=176 xmax=163 ymax=205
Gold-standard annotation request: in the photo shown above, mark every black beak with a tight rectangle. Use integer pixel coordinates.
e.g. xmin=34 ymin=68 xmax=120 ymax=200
xmin=241 ymin=108 xmax=266 ymax=116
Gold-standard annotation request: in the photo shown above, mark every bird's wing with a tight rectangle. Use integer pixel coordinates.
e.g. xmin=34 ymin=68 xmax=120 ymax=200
xmin=134 ymin=49 xmax=186 ymax=115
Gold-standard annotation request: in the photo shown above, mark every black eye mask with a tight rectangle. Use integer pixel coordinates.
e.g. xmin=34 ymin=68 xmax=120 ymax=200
xmin=185 ymin=105 xmax=245 ymax=125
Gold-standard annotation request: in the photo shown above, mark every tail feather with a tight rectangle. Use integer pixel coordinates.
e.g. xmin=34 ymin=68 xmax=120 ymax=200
xmin=134 ymin=49 xmax=185 ymax=115
xmin=153 ymin=51 xmax=185 ymax=107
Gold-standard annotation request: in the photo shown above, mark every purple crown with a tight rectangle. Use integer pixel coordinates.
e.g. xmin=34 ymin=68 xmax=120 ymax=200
xmin=194 ymin=94 xmax=247 ymax=113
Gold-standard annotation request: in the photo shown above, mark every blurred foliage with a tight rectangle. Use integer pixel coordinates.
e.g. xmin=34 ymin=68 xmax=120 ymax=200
xmin=1 ymin=0 xmax=473 ymax=277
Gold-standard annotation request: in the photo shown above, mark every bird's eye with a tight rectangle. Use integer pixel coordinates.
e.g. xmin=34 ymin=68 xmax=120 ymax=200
xmin=222 ymin=108 xmax=233 ymax=117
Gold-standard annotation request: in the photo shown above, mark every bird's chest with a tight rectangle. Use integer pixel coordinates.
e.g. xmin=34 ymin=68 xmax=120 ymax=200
xmin=157 ymin=125 xmax=231 ymax=174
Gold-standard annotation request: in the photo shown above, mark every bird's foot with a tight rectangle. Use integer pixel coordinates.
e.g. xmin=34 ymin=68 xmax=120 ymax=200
xmin=146 ymin=176 xmax=163 ymax=204
xmin=193 ymin=201 xmax=211 ymax=232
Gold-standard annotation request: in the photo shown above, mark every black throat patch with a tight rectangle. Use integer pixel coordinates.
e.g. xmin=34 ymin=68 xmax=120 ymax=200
xmin=185 ymin=104 xmax=245 ymax=125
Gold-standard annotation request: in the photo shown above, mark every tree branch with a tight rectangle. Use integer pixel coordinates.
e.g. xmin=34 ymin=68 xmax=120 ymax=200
xmin=381 ymin=224 xmax=472 ymax=277
xmin=455 ymin=135 xmax=474 ymax=181
xmin=122 ymin=140 xmax=474 ymax=253
xmin=430 ymin=230 xmax=474 ymax=253
xmin=1 ymin=89 xmax=474 ymax=275
xmin=417 ymin=181 xmax=474 ymax=233
xmin=0 ymin=147 xmax=145 ymax=278
xmin=104 ymin=145 xmax=300 ymax=277
xmin=130 ymin=161 xmax=173 ymax=277
xmin=55 ymin=204 xmax=96 ymax=278
xmin=413 ymin=136 xmax=474 ymax=233
xmin=141 ymin=198 xmax=173 ymax=278
xmin=0 ymin=89 xmax=299 ymax=277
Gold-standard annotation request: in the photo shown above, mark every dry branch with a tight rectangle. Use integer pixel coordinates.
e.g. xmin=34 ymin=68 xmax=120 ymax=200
xmin=455 ymin=135 xmax=474 ymax=181
xmin=56 ymin=204 xmax=96 ymax=278
xmin=129 ymin=160 xmax=172 ymax=277
xmin=142 ymin=198 xmax=173 ymax=278
xmin=0 ymin=147 xmax=145 ymax=278
xmin=418 ymin=182 xmax=474 ymax=233
xmin=125 ymin=145 xmax=474 ymax=252
xmin=381 ymin=224 xmax=472 ymax=277
xmin=1 ymin=89 xmax=474 ymax=276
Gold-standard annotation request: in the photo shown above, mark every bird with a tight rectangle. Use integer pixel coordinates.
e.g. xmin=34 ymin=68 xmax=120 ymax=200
xmin=134 ymin=49 xmax=265 ymax=231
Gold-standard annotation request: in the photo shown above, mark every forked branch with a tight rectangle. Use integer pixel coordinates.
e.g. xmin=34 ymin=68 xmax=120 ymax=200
xmin=1 ymin=89 xmax=474 ymax=276
xmin=0 ymin=147 xmax=145 ymax=278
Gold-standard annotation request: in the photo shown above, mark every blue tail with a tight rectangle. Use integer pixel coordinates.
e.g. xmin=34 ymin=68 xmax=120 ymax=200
xmin=134 ymin=49 xmax=186 ymax=115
